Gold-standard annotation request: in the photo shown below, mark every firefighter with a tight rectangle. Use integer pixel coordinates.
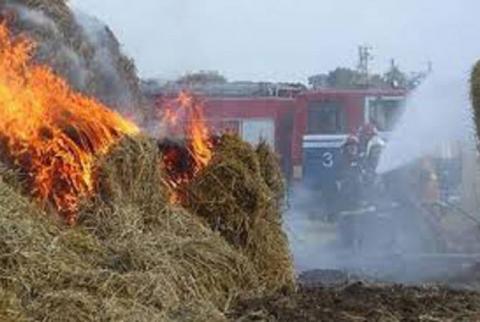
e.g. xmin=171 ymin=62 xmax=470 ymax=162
xmin=342 ymin=134 xmax=360 ymax=166
xmin=417 ymin=157 xmax=440 ymax=205
xmin=337 ymin=134 xmax=362 ymax=211
xmin=357 ymin=123 xmax=379 ymax=156
xmin=365 ymin=135 xmax=386 ymax=174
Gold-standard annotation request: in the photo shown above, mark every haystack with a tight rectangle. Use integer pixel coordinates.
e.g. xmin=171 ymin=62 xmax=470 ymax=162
xmin=0 ymin=135 xmax=264 ymax=321
xmin=79 ymin=135 xmax=261 ymax=310
xmin=1 ymin=0 xmax=147 ymax=120
xmin=0 ymin=2 xmax=298 ymax=318
xmin=183 ymin=134 xmax=296 ymax=293
xmin=256 ymin=140 xmax=286 ymax=204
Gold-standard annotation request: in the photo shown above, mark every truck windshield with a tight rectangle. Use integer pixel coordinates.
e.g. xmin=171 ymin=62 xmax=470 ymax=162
xmin=307 ymin=101 xmax=345 ymax=134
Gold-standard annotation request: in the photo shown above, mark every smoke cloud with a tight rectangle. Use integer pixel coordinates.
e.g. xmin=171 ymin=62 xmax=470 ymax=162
xmin=379 ymin=72 xmax=474 ymax=173
xmin=73 ymin=10 xmax=137 ymax=114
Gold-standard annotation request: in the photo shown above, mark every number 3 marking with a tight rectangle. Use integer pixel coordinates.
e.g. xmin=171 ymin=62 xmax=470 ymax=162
xmin=322 ymin=152 xmax=334 ymax=168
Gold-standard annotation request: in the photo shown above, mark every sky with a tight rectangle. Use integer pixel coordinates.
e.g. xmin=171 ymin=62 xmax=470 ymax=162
xmin=69 ymin=0 xmax=480 ymax=83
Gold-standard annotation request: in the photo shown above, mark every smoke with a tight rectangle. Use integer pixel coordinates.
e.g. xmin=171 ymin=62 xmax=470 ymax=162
xmin=73 ymin=10 xmax=137 ymax=114
xmin=3 ymin=3 xmax=146 ymax=123
xmin=378 ymin=72 xmax=474 ymax=174
xmin=285 ymin=184 xmax=480 ymax=283
xmin=286 ymin=72 xmax=480 ymax=283
xmin=13 ymin=4 xmax=59 ymax=33
xmin=10 ymin=4 xmax=90 ymax=89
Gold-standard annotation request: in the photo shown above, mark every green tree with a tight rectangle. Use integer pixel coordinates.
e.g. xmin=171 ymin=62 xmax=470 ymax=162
xmin=471 ymin=61 xmax=480 ymax=140
xmin=326 ymin=67 xmax=361 ymax=89
xmin=176 ymin=71 xmax=227 ymax=85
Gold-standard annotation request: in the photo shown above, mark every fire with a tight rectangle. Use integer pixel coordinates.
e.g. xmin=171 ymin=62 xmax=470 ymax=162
xmin=0 ymin=23 xmax=139 ymax=223
xmin=161 ymin=92 xmax=213 ymax=197
xmin=181 ymin=93 xmax=213 ymax=170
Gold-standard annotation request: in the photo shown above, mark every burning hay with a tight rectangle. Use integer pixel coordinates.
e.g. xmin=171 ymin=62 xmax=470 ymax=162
xmin=0 ymin=136 xmax=263 ymax=321
xmin=0 ymin=4 xmax=296 ymax=320
xmin=183 ymin=134 xmax=295 ymax=293
xmin=2 ymin=0 xmax=146 ymax=119
xmin=0 ymin=22 xmax=138 ymax=223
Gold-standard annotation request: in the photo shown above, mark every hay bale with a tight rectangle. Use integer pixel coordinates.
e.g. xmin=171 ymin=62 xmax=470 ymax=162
xmin=0 ymin=135 xmax=262 ymax=320
xmin=184 ymin=134 xmax=295 ymax=292
xmin=167 ymin=300 xmax=228 ymax=322
xmin=99 ymin=298 xmax=166 ymax=322
xmin=79 ymin=135 xmax=260 ymax=309
xmin=471 ymin=61 xmax=480 ymax=141
xmin=215 ymin=134 xmax=262 ymax=176
xmin=256 ymin=140 xmax=286 ymax=203
xmin=91 ymin=135 xmax=168 ymax=216
xmin=27 ymin=290 xmax=101 ymax=322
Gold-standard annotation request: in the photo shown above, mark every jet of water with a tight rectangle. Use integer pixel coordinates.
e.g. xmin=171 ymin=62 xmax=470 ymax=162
xmin=378 ymin=72 xmax=474 ymax=174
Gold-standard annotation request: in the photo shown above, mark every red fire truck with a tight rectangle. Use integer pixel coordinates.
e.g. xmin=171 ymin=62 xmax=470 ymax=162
xmin=147 ymin=82 xmax=407 ymax=186
xmin=292 ymin=89 xmax=406 ymax=188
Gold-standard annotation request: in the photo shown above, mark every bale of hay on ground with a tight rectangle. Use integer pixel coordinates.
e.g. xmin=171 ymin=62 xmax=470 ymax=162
xmin=183 ymin=134 xmax=296 ymax=293
xmin=79 ymin=135 xmax=261 ymax=310
xmin=256 ymin=140 xmax=286 ymax=204
xmin=0 ymin=135 xmax=266 ymax=321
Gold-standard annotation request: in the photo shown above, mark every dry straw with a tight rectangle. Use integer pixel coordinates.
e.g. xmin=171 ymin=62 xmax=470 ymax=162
xmin=183 ymin=135 xmax=295 ymax=293
xmin=0 ymin=136 xmax=265 ymax=321
xmin=0 ymin=1 xmax=297 ymax=320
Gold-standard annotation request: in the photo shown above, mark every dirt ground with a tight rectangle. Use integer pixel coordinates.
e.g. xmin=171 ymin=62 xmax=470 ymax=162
xmin=229 ymin=270 xmax=480 ymax=322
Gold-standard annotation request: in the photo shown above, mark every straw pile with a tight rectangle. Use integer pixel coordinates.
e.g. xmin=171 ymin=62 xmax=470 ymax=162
xmin=0 ymin=136 xmax=273 ymax=321
xmin=2 ymin=0 xmax=147 ymax=120
xmin=256 ymin=140 xmax=286 ymax=204
xmin=0 ymin=1 xmax=296 ymax=319
xmin=183 ymin=135 xmax=295 ymax=293
xmin=0 ymin=134 xmax=295 ymax=320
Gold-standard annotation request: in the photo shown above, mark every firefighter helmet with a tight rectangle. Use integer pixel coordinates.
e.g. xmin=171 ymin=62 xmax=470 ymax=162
xmin=360 ymin=123 xmax=378 ymax=139
xmin=344 ymin=134 xmax=359 ymax=146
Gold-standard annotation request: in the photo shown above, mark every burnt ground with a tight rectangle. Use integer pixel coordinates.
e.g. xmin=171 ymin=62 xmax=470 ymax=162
xmin=229 ymin=270 xmax=480 ymax=322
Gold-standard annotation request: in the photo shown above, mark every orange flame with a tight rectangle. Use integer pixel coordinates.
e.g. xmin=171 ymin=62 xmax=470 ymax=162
xmin=181 ymin=93 xmax=213 ymax=171
xmin=0 ymin=23 xmax=139 ymax=223
xmin=162 ymin=92 xmax=213 ymax=197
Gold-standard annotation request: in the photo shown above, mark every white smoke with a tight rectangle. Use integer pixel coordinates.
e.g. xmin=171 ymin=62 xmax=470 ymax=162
xmin=286 ymin=72 xmax=479 ymax=283
xmin=10 ymin=4 xmax=90 ymax=90
xmin=14 ymin=4 xmax=59 ymax=34
xmin=378 ymin=72 xmax=474 ymax=173
xmin=73 ymin=10 xmax=136 ymax=114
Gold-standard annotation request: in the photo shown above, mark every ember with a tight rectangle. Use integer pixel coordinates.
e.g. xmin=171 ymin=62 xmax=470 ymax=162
xmin=0 ymin=23 xmax=139 ymax=223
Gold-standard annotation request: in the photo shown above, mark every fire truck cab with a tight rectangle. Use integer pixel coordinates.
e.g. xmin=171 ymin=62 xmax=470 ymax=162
xmin=291 ymin=89 xmax=406 ymax=192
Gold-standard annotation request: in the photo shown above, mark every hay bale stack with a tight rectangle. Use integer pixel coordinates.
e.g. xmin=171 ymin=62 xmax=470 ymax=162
xmin=0 ymin=136 xmax=264 ymax=321
xmin=256 ymin=140 xmax=286 ymax=203
xmin=79 ymin=136 xmax=260 ymax=311
xmin=92 ymin=135 xmax=168 ymax=215
xmin=471 ymin=61 xmax=480 ymax=141
xmin=2 ymin=0 xmax=147 ymax=120
xmin=184 ymin=134 xmax=295 ymax=293
xmin=0 ymin=1 xmax=298 ymax=319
